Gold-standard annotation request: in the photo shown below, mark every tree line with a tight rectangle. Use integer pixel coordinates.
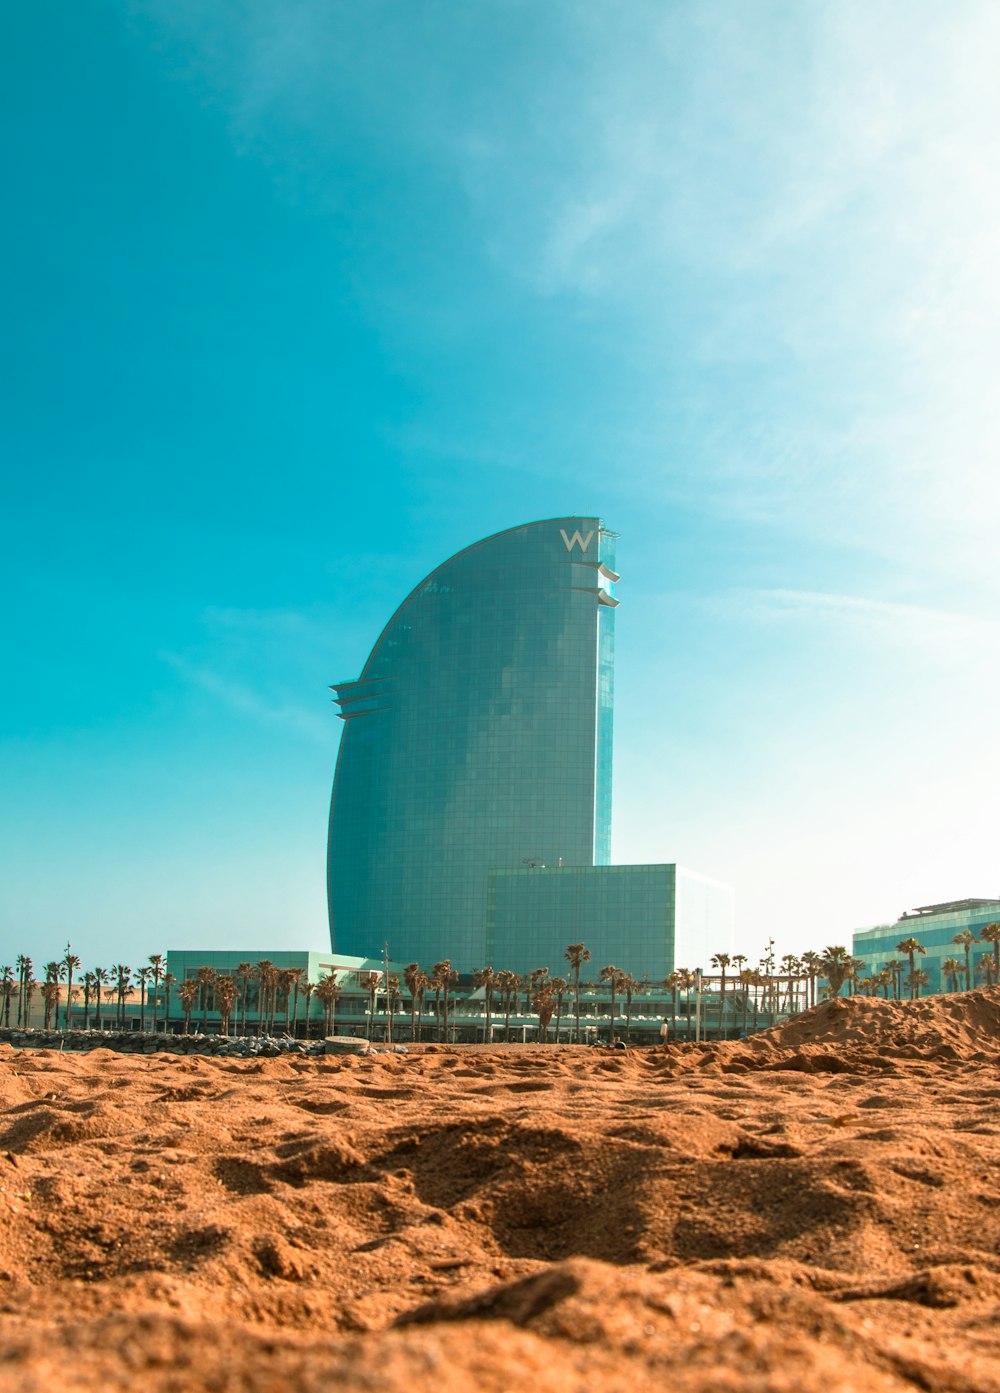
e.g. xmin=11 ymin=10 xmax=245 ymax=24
xmin=0 ymin=951 xmax=345 ymax=1038
xmin=3 ymin=926 xmax=997 ymax=1040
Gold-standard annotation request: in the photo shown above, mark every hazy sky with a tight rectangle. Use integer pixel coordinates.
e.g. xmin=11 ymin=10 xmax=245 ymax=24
xmin=4 ymin=1 xmax=999 ymax=972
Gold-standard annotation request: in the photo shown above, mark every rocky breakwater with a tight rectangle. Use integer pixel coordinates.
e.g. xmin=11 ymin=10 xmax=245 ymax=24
xmin=0 ymin=1027 xmax=331 ymax=1057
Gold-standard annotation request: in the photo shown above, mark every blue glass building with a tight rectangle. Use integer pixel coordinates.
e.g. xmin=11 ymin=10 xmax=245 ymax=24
xmin=853 ymin=898 xmax=1000 ymax=995
xmin=327 ymin=518 xmax=619 ymax=965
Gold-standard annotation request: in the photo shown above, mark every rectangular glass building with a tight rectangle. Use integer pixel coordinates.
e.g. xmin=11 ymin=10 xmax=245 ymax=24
xmin=853 ymin=898 xmax=1000 ymax=994
xmin=487 ymin=863 xmax=735 ymax=978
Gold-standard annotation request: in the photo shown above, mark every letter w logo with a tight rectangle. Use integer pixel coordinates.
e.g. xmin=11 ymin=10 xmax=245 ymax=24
xmin=560 ymin=528 xmax=594 ymax=553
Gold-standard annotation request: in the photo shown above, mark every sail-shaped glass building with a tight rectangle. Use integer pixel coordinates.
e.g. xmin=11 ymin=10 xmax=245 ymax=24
xmin=327 ymin=517 xmax=734 ymax=974
xmin=327 ymin=518 xmax=619 ymax=965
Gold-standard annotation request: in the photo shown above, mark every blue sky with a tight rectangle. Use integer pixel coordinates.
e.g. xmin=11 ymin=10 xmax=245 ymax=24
xmin=4 ymin=1 xmax=999 ymax=973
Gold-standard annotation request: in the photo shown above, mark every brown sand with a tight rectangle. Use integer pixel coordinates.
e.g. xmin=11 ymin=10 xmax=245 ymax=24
xmin=2 ymin=990 xmax=1000 ymax=1391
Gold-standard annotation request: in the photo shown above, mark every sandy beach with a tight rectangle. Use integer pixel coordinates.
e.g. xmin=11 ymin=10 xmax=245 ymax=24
xmin=2 ymin=991 xmax=1000 ymax=1391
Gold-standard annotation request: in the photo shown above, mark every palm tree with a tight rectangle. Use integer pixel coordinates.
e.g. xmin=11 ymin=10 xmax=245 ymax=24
xmin=432 ymin=961 xmax=459 ymax=1043
xmin=113 ymin=964 xmax=132 ymax=1028
xmin=908 ymin=967 xmax=929 ymax=999
xmin=93 ymin=967 xmax=109 ymax=1029
xmin=234 ymin=962 xmax=254 ymax=1035
xmin=895 ymin=937 xmax=926 ymax=1000
xmin=710 ymin=953 xmax=731 ymax=1037
xmin=952 ymin=929 xmax=979 ymax=993
xmin=403 ymin=963 xmax=424 ymax=1042
xmin=549 ymin=976 xmax=568 ymax=1042
xmin=279 ymin=968 xmax=298 ymax=1032
xmin=940 ymin=958 xmax=964 ymax=993
xmin=195 ymin=966 xmax=217 ymax=1032
xmin=800 ymin=951 xmax=822 ymax=1008
xmin=255 ymin=961 xmax=275 ymax=1034
xmin=42 ymin=960 xmax=62 ymax=1028
xmin=529 ymin=966 xmax=549 ymax=990
xmin=759 ymin=938 xmax=778 ymax=1020
xmin=846 ymin=956 xmax=867 ymax=997
xmin=61 ymin=945 xmax=81 ymax=1030
xmin=779 ymin=955 xmax=800 ymax=1012
xmin=178 ymin=979 xmax=198 ymax=1033
xmin=599 ymin=964 xmax=622 ymax=1043
xmin=148 ymin=954 xmax=165 ymax=1031
xmin=533 ymin=984 xmax=555 ymax=1042
xmin=80 ymin=971 xmax=96 ymax=1029
xmin=137 ymin=966 xmax=153 ymax=1031
xmin=0 ymin=967 xmax=15 ymax=1027
xmin=274 ymin=967 xmax=296 ymax=1033
xmin=22 ymin=967 xmax=38 ymax=1029
xmin=819 ymin=946 xmax=852 ymax=997
xmin=564 ymin=943 xmax=591 ymax=1044
xmin=42 ymin=979 xmax=60 ymax=1028
xmin=977 ymin=953 xmax=997 ymax=988
xmin=15 ymin=955 xmax=32 ymax=1027
xmin=882 ymin=958 xmax=904 ymax=1000
xmin=527 ymin=968 xmax=548 ymax=1031
xmin=315 ymin=972 xmax=341 ymax=1035
xmin=215 ymin=976 xmax=238 ymax=1037
xmin=980 ymin=923 xmax=1000 ymax=981
xmin=473 ymin=966 xmax=496 ymax=1043
xmin=287 ymin=970 xmax=305 ymax=1037
xmin=301 ymin=977 xmax=316 ymax=1036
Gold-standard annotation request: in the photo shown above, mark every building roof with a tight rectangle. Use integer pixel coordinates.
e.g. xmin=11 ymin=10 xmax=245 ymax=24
xmin=899 ymin=898 xmax=1000 ymax=920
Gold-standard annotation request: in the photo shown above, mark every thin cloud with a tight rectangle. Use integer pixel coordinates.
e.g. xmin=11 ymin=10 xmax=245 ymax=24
xmin=135 ymin=1 xmax=1000 ymax=575
xmin=161 ymin=652 xmax=335 ymax=747
xmin=711 ymin=588 xmax=997 ymax=648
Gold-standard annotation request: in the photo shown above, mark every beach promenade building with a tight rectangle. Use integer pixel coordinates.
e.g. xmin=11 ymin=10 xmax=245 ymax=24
xmin=327 ymin=517 xmax=733 ymax=975
xmin=487 ymin=863 xmax=733 ymax=981
xmin=852 ymin=898 xmax=1000 ymax=995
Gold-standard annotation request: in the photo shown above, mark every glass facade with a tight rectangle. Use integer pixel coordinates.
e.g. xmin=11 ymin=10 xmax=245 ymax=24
xmin=327 ymin=518 xmax=619 ymax=967
xmin=487 ymin=864 xmax=675 ymax=979
xmin=486 ymin=864 xmax=734 ymax=979
xmin=853 ymin=898 xmax=1000 ymax=995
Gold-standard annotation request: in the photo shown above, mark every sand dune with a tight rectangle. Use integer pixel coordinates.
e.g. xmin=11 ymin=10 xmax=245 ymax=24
xmin=2 ymin=991 xmax=1000 ymax=1390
